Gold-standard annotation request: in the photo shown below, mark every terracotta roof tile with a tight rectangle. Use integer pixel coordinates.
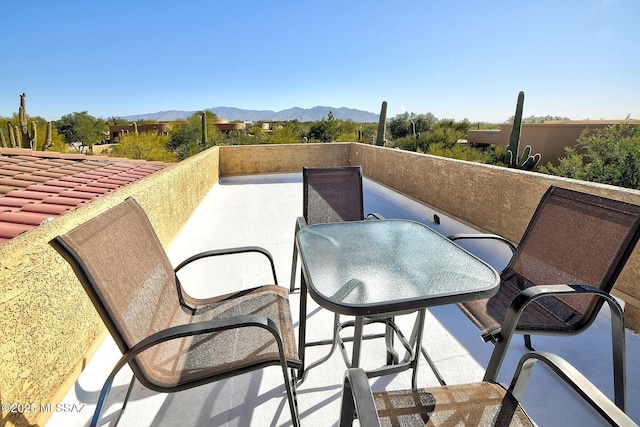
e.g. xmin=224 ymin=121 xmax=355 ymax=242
xmin=22 ymin=203 xmax=72 ymax=215
xmin=0 ymin=198 xmax=35 ymax=208
xmin=0 ymin=222 xmax=35 ymax=239
xmin=0 ymin=150 xmax=169 ymax=244
xmin=5 ymin=190 xmax=54 ymax=200
xmin=26 ymin=184 xmax=67 ymax=194
xmin=0 ymin=178 xmax=34 ymax=188
xmin=0 ymin=211 xmax=55 ymax=226
xmin=59 ymin=190 xmax=98 ymax=200
xmin=83 ymin=181 xmax=119 ymax=190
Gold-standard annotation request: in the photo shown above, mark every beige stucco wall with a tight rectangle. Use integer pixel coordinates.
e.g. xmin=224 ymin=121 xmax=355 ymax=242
xmin=0 ymin=147 xmax=219 ymax=427
xmin=217 ymin=142 xmax=640 ymax=328
xmin=349 ymin=143 xmax=640 ymax=330
xmin=219 ymin=143 xmax=352 ymax=175
xmin=4 ymin=141 xmax=640 ymax=426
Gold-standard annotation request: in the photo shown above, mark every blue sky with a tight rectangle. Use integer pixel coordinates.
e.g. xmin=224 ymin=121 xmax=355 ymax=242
xmin=2 ymin=0 xmax=639 ymax=123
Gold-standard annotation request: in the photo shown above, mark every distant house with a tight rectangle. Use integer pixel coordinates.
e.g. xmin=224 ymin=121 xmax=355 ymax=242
xmin=467 ymin=120 xmax=640 ymax=168
xmin=108 ymin=119 xmax=246 ymax=142
xmin=108 ymin=122 xmax=173 ymax=142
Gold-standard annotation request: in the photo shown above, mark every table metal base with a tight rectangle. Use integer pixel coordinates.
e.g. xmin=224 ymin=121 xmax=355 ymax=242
xmin=298 ymin=309 xmax=438 ymax=389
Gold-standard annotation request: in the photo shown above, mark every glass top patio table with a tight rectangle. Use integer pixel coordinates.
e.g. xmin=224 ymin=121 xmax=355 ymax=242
xmin=295 ymin=219 xmax=500 ymax=386
xmin=297 ymin=219 xmax=500 ymax=316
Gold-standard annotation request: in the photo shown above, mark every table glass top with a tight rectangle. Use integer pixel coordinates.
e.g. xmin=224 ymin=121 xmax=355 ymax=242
xmin=297 ymin=220 xmax=500 ymax=313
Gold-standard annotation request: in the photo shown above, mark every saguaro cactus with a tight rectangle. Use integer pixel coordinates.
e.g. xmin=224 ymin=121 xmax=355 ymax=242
xmin=505 ymin=91 xmax=541 ymax=170
xmin=41 ymin=121 xmax=52 ymax=151
xmin=6 ymin=122 xmax=17 ymax=148
xmin=201 ymin=112 xmax=207 ymax=144
xmin=376 ymin=101 xmax=387 ymax=146
xmin=13 ymin=125 xmax=21 ymax=147
xmin=19 ymin=93 xmax=37 ymax=149
xmin=0 ymin=129 xmax=6 ymax=148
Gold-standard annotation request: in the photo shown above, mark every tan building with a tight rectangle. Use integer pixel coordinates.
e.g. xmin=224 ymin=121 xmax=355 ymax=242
xmin=109 ymin=119 xmax=246 ymax=142
xmin=468 ymin=120 xmax=640 ymax=168
xmin=108 ymin=122 xmax=172 ymax=142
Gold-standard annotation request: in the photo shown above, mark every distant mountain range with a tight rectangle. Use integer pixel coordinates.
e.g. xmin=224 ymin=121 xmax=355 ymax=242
xmin=121 ymin=106 xmax=378 ymax=123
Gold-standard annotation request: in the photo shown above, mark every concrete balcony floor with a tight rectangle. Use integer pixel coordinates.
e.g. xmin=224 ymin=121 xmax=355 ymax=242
xmin=48 ymin=173 xmax=640 ymax=426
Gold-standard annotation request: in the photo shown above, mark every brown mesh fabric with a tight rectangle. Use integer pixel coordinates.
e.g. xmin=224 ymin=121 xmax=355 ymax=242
xmin=55 ymin=198 xmax=298 ymax=389
xmin=373 ymin=382 xmax=533 ymax=426
xmin=459 ymin=186 xmax=640 ymax=339
xmin=303 ymin=166 xmax=365 ymax=225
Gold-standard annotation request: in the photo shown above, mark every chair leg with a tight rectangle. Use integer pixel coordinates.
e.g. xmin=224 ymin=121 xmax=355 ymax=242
xmin=91 ymin=366 xmax=131 ymax=427
xmin=290 ymin=245 xmax=298 ymax=293
xmin=605 ymin=296 xmax=627 ymax=412
xmin=281 ymin=363 xmax=300 ymax=427
xmin=290 ymin=221 xmax=302 ymax=293
xmin=524 ymin=334 xmax=534 ymax=350
xmin=112 ymin=376 xmax=136 ymax=426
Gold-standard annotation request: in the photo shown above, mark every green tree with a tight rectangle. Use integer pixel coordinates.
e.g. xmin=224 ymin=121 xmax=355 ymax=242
xmin=334 ymin=120 xmax=359 ymax=142
xmin=539 ymin=123 xmax=640 ymax=190
xmin=110 ymin=131 xmax=177 ymax=162
xmin=105 ymin=116 xmax=131 ymax=126
xmin=506 ymin=115 xmax=570 ymax=124
xmin=167 ymin=112 xmax=219 ymax=159
xmin=389 ymin=112 xmax=438 ymax=139
xmin=425 ymin=142 xmax=502 ymax=164
xmin=271 ymin=121 xmax=305 ymax=143
xmin=307 ymin=113 xmax=341 ymax=142
xmin=1 ymin=114 xmax=64 ymax=151
xmin=54 ymin=112 xmax=107 ymax=145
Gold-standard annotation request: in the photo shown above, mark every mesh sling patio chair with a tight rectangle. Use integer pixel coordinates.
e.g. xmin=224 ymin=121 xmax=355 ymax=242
xmin=290 ymin=166 xmax=404 ymax=382
xmin=339 ymin=351 xmax=637 ymax=427
xmin=50 ymin=198 xmax=301 ymax=427
xmin=289 ymin=166 xmax=381 ymax=292
xmin=448 ymin=185 xmax=640 ymax=412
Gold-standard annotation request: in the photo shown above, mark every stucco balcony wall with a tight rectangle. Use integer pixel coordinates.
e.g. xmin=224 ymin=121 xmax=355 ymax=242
xmin=0 ymin=147 xmax=219 ymax=427
xmin=348 ymin=143 xmax=640 ymax=329
xmin=219 ymin=142 xmax=640 ymax=330
xmin=3 ymin=141 xmax=640 ymax=426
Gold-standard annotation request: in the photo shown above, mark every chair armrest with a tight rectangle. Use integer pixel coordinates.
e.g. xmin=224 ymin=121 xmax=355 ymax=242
xmin=447 ymin=233 xmax=517 ymax=253
xmin=174 ymin=246 xmax=278 ymax=285
xmin=108 ymin=314 xmax=294 ymax=386
xmin=339 ymin=368 xmax=382 ymax=427
xmin=92 ymin=313 xmax=293 ymax=426
xmin=500 ymin=284 xmax=622 ymax=342
xmin=125 ymin=314 xmax=283 ymax=362
xmin=484 ymin=284 xmax=626 ymax=410
xmin=509 ymin=351 xmax=636 ymax=427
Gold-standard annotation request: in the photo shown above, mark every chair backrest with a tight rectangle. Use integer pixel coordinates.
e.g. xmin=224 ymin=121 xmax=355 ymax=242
xmin=506 ymin=185 xmax=640 ymax=331
xmin=50 ymin=198 xmax=182 ymax=381
xmin=303 ymin=166 xmax=365 ymax=225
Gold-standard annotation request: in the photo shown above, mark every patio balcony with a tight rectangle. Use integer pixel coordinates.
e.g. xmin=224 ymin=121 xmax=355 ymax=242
xmin=2 ymin=142 xmax=640 ymax=426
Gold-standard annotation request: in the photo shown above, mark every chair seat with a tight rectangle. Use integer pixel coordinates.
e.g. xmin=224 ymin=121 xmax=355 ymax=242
xmin=457 ymin=274 xmax=585 ymax=342
xmin=141 ymin=285 xmax=300 ymax=388
xmin=372 ymin=382 xmax=533 ymax=427
xmin=52 ymin=197 xmax=301 ymax=426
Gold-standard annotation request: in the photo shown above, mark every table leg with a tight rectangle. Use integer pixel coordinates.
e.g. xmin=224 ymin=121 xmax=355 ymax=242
xmin=351 ymin=316 xmax=365 ymax=368
xmin=411 ymin=309 xmax=426 ymax=389
xmin=407 ymin=309 xmax=446 ymax=387
xmin=385 ymin=317 xmax=399 ymax=365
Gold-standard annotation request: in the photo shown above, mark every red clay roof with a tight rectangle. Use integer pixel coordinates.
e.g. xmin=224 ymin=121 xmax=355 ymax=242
xmin=0 ymin=148 xmax=168 ymax=245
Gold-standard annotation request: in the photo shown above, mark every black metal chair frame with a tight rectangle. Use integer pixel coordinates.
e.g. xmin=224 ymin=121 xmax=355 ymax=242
xmin=290 ymin=165 xmax=380 ymax=293
xmin=340 ymin=351 xmax=637 ymax=427
xmin=51 ymin=199 xmax=301 ymax=427
xmin=291 ymin=166 xmax=405 ymax=385
xmin=448 ymin=185 xmax=640 ymax=412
